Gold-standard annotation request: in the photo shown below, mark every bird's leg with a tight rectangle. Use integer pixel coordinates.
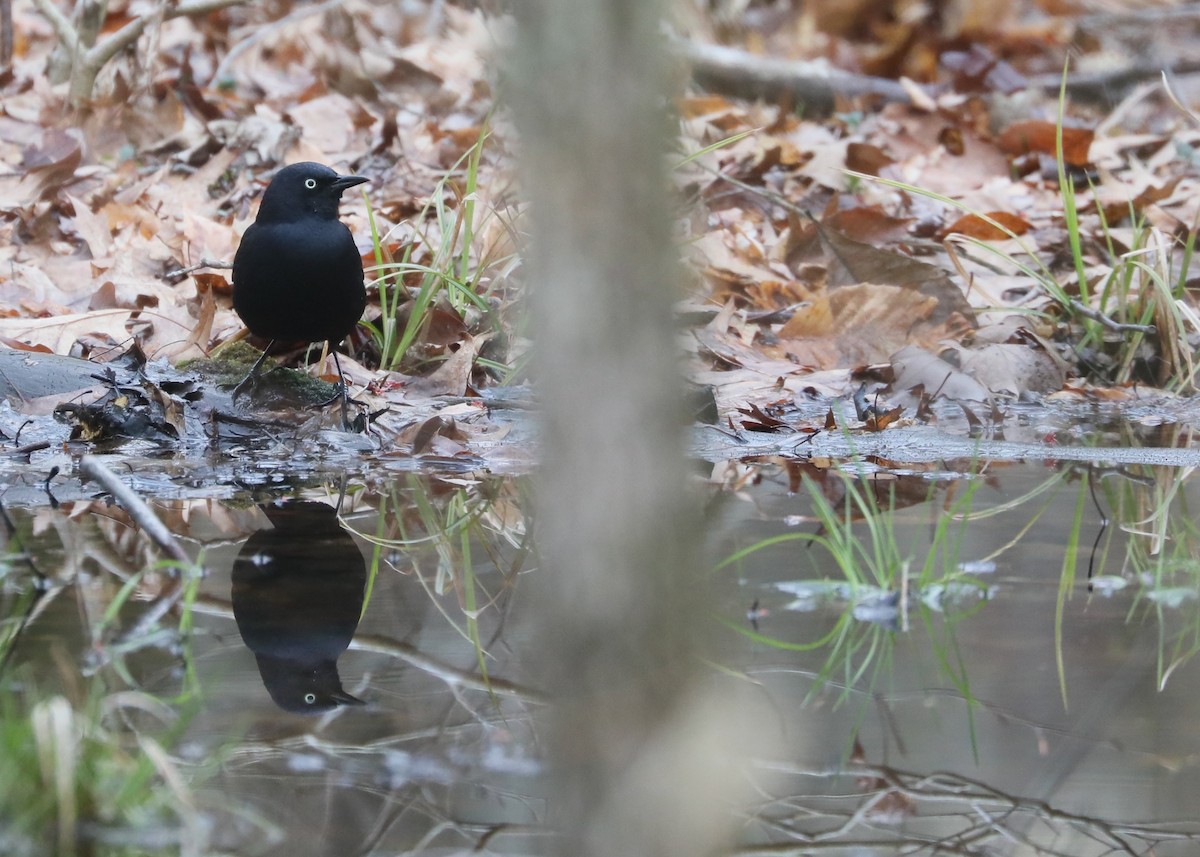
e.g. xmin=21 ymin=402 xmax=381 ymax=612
xmin=331 ymin=349 xmax=352 ymax=429
xmin=231 ymin=340 xmax=275 ymax=402
xmin=313 ymin=345 xmax=354 ymax=426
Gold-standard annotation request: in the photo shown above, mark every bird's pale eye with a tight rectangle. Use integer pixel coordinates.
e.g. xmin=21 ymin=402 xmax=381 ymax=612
xmin=304 ymin=178 xmax=317 ymax=190
xmin=304 ymin=693 xmax=317 ymax=704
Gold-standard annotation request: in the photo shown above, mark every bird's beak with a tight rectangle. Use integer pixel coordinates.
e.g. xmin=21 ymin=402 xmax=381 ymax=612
xmin=331 ymin=174 xmax=369 ymax=192
xmin=332 ymin=689 xmax=367 ymax=706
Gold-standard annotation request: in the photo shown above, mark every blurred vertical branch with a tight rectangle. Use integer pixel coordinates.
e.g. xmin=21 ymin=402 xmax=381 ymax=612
xmin=1 ymin=0 xmax=11 ymax=69
xmin=508 ymin=2 xmax=747 ymax=856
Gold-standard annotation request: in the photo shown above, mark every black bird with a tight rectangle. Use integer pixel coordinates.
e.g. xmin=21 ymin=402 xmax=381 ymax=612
xmin=231 ymin=500 xmax=368 ymax=714
xmin=231 ymin=162 xmax=369 ymax=425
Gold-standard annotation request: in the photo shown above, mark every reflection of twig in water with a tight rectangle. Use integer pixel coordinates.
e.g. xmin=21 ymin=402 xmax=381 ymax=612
xmin=349 ymin=634 xmax=545 ymax=704
xmin=0 ymin=499 xmax=55 ymax=677
xmin=77 ymin=456 xmax=202 ymax=659
xmin=188 ymin=595 xmax=544 ymax=703
xmin=737 ymin=759 xmax=1200 ymax=856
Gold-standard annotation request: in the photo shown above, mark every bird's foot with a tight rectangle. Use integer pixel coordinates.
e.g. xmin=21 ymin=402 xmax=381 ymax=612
xmin=229 ymin=342 xmax=275 ymax=405
xmin=310 ymin=381 xmax=361 ymax=432
xmin=343 ymin=411 xmax=369 ymax=433
xmin=314 ymin=381 xmax=347 ymax=410
xmin=230 ymin=369 xmax=261 ymax=403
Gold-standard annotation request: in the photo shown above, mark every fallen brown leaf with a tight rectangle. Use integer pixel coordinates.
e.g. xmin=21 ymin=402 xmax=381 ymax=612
xmin=997 ymin=120 xmax=1093 ymax=167
xmin=941 ymin=211 xmax=1031 ymax=240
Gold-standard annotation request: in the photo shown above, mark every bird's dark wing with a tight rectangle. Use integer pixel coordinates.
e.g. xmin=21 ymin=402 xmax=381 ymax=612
xmin=232 ymin=220 xmax=366 ymax=343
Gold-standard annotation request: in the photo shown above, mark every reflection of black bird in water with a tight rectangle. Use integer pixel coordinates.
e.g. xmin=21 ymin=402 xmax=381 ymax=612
xmin=232 ymin=500 xmax=367 ymax=713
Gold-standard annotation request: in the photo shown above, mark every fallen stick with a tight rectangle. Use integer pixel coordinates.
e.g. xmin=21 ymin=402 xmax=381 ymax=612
xmin=78 ymin=455 xmax=191 ymax=567
xmin=680 ymin=39 xmax=914 ymax=114
xmin=680 ymin=38 xmax=1200 ymax=111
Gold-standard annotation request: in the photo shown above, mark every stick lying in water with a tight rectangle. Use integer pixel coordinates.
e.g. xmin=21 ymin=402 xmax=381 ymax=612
xmin=78 ymin=455 xmax=191 ymax=567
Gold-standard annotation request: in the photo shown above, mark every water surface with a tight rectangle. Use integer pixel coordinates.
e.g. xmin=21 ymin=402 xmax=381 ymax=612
xmin=3 ymin=456 xmax=1200 ymax=855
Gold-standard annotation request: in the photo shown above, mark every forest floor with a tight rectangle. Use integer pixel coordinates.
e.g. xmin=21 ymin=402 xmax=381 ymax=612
xmin=3 ymin=0 xmax=1200 ymax=463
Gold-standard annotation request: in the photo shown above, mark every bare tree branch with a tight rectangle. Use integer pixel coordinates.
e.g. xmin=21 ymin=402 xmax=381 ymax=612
xmin=30 ymin=0 xmax=78 ymax=53
xmin=31 ymin=0 xmax=249 ymax=105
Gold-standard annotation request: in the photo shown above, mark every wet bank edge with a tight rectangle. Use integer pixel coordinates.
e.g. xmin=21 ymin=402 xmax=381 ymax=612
xmin=3 ymin=346 xmax=1200 ymax=503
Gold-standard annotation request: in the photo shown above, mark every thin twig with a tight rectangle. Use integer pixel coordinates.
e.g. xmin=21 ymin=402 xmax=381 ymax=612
xmin=185 ymin=593 xmax=547 ymax=702
xmin=695 ymin=159 xmax=813 ymax=220
xmin=350 ymin=633 xmax=547 ymax=703
xmin=1067 ymin=298 xmax=1156 ymax=334
xmin=212 ymin=0 xmax=344 ymax=84
xmin=162 ymin=256 xmax=232 ymax=283
xmin=0 ymin=500 xmax=53 ymax=677
xmin=78 ymin=455 xmax=191 ymax=566
xmin=1162 ymin=70 xmax=1200 ymax=128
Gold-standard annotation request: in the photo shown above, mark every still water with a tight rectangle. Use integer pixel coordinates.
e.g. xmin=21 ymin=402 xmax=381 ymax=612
xmin=2 ymin=457 xmax=1200 ymax=855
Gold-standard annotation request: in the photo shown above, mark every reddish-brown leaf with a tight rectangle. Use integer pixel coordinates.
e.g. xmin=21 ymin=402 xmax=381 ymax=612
xmin=864 ymin=405 xmax=903 ymax=431
xmin=845 ymin=142 xmax=894 ymax=176
xmin=937 ymin=126 xmax=964 ymax=156
xmin=737 ymin=404 xmax=792 ymax=433
xmin=997 ymin=120 xmax=1093 ymax=167
xmin=941 ymin=211 xmax=1031 ymax=240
